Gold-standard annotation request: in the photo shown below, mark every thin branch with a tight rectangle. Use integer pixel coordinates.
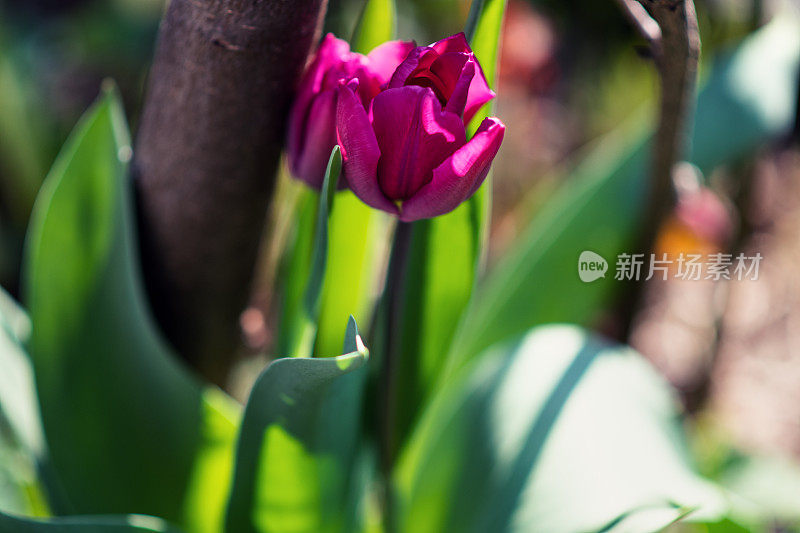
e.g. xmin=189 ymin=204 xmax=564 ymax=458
xmin=619 ymin=0 xmax=701 ymax=245
xmin=134 ymin=0 xmax=328 ymax=385
xmin=616 ymin=0 xmax=701 ymax=339
xmin=615 ymin=0 xmax=662 ymax=52
xmin=639 ymin=0 xmax=701 ymax=246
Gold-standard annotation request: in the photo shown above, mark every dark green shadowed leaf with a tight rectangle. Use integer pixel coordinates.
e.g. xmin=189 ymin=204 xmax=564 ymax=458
xmin=445 ymin=15 xmax=800 ymax=372
xmin=225 ymin=317 xmax=369 ymax=533
xmin=23 ymin=85 xmax=240 ymax=531
xmin=388 ymin=0 xmax=508 ymax=453
xmin=397 ymin=325 xmax=727 ymax=533
xmin=0 ymin=289 xmax=48 ymax=517
xmin=0 ymin=512 xmax=183 ymax=533
xmin=283 ymin=147 xmax=342 ymax=357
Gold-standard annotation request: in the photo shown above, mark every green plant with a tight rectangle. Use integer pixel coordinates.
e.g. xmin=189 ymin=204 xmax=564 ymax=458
xmin=1 ymin=1 xmax=800 ymax=532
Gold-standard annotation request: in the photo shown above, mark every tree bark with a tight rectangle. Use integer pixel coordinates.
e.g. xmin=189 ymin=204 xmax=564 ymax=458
xmin=134 ymin=0 xmax=327 ymax=385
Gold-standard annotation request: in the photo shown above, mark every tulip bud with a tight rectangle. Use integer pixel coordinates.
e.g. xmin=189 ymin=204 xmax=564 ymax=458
xmin=287 ymin=34 xmax=415 ymax=188
xmin=337 ymin=33 xmax=505 ymax=222
xmin=388 ymin=33 xmax=496 ymax=124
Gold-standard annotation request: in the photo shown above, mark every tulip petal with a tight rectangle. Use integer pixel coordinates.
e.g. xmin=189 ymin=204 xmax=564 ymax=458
xmin=336 ymin=82 xmax=398 ymax=215
xmin=409 ymin=51 xmax=468 ymax=107
xmin=288 ymin=34 xmax=351 ymax=167
xmin=430 ymin=32 xmax=496 ymax=123
xmin=388 ymin=47 xmax=438 ymax=89
xmin=371 ymin=86 xmax=466 ymax=201
xmin=444 ymin=57 xmax=475 ymax=118
xmin=463 ymin=61 xmax=495 ymax=124
xmin=292 ymin=90 xmax=338 ymax=188
xmin=431 ymin=32 xmax=470 ymax=55
xmin=400 ymin=117 xmax=505 ymax=222
xmin=367 ymin=40 xmax=417 ymax=84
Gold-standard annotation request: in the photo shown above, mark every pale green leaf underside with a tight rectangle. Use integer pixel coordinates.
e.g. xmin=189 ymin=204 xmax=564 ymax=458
xmin=398 ymin=325 xmax=727 ymax=533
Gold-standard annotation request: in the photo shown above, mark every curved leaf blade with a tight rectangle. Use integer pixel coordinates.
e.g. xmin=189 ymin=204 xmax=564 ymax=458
xmin=284 ymin=147 xmax=342 ymax=357
xmin=398 ymin=325 xmax=727 ymax=533
xmin=23 ymin=85 xmax=240 ymax=530
xmin=225 ymin=318 xmax=369 ymax=533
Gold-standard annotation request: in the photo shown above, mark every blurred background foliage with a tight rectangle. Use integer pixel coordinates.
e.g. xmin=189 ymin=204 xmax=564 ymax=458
xmin=1 ymin=0 xmax=800 ymax=529
xmin=0 ymin=0 xmax=767 ymax=292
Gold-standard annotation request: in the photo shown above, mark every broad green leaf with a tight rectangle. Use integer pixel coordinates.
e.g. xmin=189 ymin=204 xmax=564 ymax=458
xmin=397 ymin=325 xmax=727 ymax=533
xmin=352 ymin=0 xmax=396 ymax=53
xmin=283 ymin=148 xmax=342 ymax=357
xmin=225 ymin=318 xmax=369 ymax=533
xmin=387 ymin=0 xmax=508 ymax=451
xmin=0 ymin=512 xmax=182 ymax=533
xmin=312 ymin=0 xmax=397 ymax=357
xmin=314 ymin=192 xmax=389 ymax=357
xmin=0 ymin=289 xmax=48 ymax=517
xmin=445 ymin=14 xmax=800 ymax=371
xmin=23 ymin=85 xmax=240 ymax=531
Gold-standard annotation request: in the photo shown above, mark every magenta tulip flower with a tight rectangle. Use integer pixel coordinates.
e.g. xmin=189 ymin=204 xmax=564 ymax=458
xmin=288 ymin=33 xmax=415 ymax=188
xmin=337 ymin=33 xmax=505 ymax=222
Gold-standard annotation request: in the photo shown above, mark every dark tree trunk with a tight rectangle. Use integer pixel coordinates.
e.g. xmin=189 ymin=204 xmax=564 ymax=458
xmin=134 ymin=0 xmax=327 ymax=385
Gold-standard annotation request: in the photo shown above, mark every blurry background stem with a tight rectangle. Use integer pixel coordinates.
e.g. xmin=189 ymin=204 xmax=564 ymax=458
xmin=133 ymin=0 xmax=327 ymax=386
xmin=616 ymin=0 xmax=700 ymax=338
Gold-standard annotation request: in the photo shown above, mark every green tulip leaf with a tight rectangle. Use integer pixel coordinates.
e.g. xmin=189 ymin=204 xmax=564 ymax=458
xmin=225 ymin=317 xmax=369 ymax=533
xmin=446 ymin=14 xmax=800 ymax=372
xmin=282 ymin=147 xmax=342 ymax=357
xmin=276 ymin=185 xmax=316 ymax=356
xmin=397 ymin=325 xmax=728 ymax=533
xmin=23 ymin=84 xmax=240 ymax=531
xmin=0 ymin=512 xmax=183 ymax=533
xmin=352 ymin=0 xmax=396 ymax=54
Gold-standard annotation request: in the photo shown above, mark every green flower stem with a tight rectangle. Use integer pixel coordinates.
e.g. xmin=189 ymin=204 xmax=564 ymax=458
xmin=377 ymin=219 xmax=414 ymax=530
